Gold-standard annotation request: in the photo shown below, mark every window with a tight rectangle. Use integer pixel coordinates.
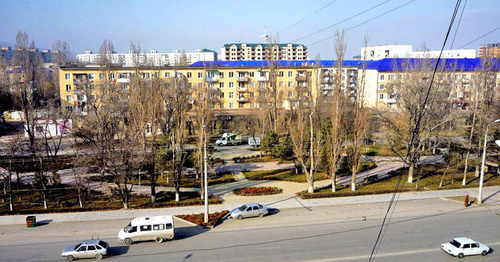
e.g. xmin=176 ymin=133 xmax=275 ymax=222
xmin=109 ymin=73 xmax=115 ymax=80
xmin=99 ymin=73 xmax=105 ymax=79
xmin=250 ymin=72 xmax=254 ymax=77
xmin=220 ymin=93 xmax=224 ymax=98
xmin=288 ymin=91 xmax=293 ymax=97
xmin=153 ymin=224 xmax=165 ymax=230
xmin=279 ymin=81 xmax=284 ymax=87
xmin=229 ymin=102 xmax=234 ymax=108
xmin=198 ymin=83 xmax=203 ymax=88
xmin=65 ymin=106 xmax=73 ymax=111
xmin=379 ymin=94 xmax=384 ymax=99
xmin=165 ymin=72 xmax=171 ymax=78
xmin=250 ymin=102 xmax=254 ymax=108
xmin=87 ymin=246 xmax=96 ymax=251
xmin=65 ymin=73 xmax=70 ymax=80
xmin=140 ymin=225 xmax=152 ymax=231
xmin=219 ymin=82 xmax=224 ymax=88
xmin=380 ymin=75 xmax=384 ymax=80
xmin=165 ymin=223 xmax=173 ymax=229
xmin=66 ymin=95 xmax=73 ymax=101
xmin=95 ymin=245 xmax=102 ymax=250
xmin=197 ymin=72 xmax=203 ymax=78
xmin=471 ymin=243 xmax=478 ymax=248
xmin=288 ymin=71 xmax=293 ymax=77
xmin=66 ymin=84 xmax=71 ymax=91
xmin=219 ymin=102 xmax=224 ymax=109
xmin=380 ymin=84 xmax=385 ymax=90
xmin=249 ymin=92 xmax=254 ymax=98
xmin=88 ymin=73 xmax=94 ymax=80
xmin=229 ymin=82 xmax=234 ymax=88
xmin=249 ymin=82 xmax=254 ymax=87
xmin=219 ymin=72 xmax=224 ymax=78
xmin=229 ymin=72 xmax=234 ymax=78
xmin=288 ymin=81 xmax=292 ymax=87
xmin=388 ymin=74 xmax=394 ymax=80
xmin=307 ymin=91 xmax=311 ymax=97
xmin=463 ymin=244 xmax=470 ymax=249
xmin=187 ymin=72 xmax=192 ymax=78
xmin=279 ymin=71 xmax=284 ymax=77
xmin=229 ymin=92 xmax=234 ymax=98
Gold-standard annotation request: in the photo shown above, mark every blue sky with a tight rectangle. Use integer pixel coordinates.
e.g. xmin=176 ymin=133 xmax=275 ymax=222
xmin=0 ymin=0 xmax=498 ymax=59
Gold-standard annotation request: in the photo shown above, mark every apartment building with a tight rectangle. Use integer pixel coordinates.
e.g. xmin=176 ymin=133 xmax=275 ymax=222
xmin=59 ymin=58 xmax=499 ymax=115
xmin=479 ymin=43 xmax=500 ymax=58
xmin=361 ymin=45 xmax=476 ymax=60
xmin=0 ymin=46 xmax=54 ymax=64
xmin=76 ymin=49 xmax=217 ymax=67
xmin=221 ymin=43 xmax=308 ymax=61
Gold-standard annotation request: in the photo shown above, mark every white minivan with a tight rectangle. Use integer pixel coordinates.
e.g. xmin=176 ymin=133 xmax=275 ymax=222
xmin=118 ymin=216 xmax=175 ymax=245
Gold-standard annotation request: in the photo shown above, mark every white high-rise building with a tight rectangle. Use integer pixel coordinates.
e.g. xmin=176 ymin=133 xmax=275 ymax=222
xmin=76 ymin=49 xmax=217 ymax=67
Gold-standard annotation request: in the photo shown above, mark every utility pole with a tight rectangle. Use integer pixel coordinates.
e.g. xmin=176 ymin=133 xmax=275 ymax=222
xmin=203 ymin=122 xmax=209 ymax=223
xmin=478 ymin=119 xmax=500 ymax=204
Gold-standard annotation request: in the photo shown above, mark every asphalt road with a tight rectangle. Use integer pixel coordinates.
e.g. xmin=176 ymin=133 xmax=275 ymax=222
xmin=0 ymin=198 xmax=498 ymax=262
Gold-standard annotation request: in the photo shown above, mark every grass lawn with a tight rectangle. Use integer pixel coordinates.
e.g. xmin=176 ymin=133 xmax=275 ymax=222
xmin=149 ymin=173 xmax=235 ymax=188
xmin=300 ymin=164 xmax=500 ymax=199
xmin=0 ymin=185 xmax=221 ymax=215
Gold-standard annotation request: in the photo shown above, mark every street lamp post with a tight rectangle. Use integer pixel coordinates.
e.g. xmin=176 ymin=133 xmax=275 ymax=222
xmin=203 ymin=123 xmax=209 ymax=223
xmin=478 ymin=119 xmax=500 ymax=204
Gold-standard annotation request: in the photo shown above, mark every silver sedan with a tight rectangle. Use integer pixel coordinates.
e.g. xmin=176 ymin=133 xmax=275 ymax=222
xmin=61 ymin=240 xmax=109 ymax=261
xmin=230 ymin=203 xmax=269 ymax=219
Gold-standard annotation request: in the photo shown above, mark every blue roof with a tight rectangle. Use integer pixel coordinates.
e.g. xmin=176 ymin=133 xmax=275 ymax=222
xmin=190 ymin=58 xmax=499 ymax=72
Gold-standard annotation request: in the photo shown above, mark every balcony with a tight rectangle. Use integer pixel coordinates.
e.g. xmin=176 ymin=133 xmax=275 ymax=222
xmin=320 ymin=77 xmax=332 ymax=84
xmin=237 ymin=86 xmax=248 ymax=92
xmin=237 ymin=76 xmax=249 ymax=82
xmin=205 ymin=76 xmax=219 ymax=82
xmin=295 ymin=85 xmax=309 ymax=92
xmin=386 ymin=98 xmax=397 ymax=104
xmin=237 ymin=96 xmax=249 ymax=102
xmin=117 ymin=78 xmax=130 ymax=83
xmin=73 ymin=78 xmax=87 ymax=84
xmin=296 ymin=75 xmax=308 ymax=81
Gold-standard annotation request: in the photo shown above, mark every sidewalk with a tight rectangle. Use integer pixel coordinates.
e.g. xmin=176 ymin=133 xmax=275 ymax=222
xmin=0 ymin=186 xmax=498 ymax=225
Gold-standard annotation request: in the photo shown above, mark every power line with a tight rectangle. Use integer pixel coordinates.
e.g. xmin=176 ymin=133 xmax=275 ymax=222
xmin=307 ymin=0 xmax=415 ymax=47
xmin=281 ymin=0 xmax=338 ymax=34
xmin=368 ymin=1 xmax=463 ymax=261
xmin=450 ymin=0 xmax=467 ymax=49
xmin=294 ymin=0 xmax=392 ymax=42
xmin=458 ymin=27 xmax=500 ymax=49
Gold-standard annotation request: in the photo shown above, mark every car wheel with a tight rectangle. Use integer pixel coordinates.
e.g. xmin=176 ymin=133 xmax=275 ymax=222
xmin=458 ymin=253 xmax=464 ymax=258
xmin=155 ymin=237 xmax=163 ymax=243
xmin=124 ymin=238 xmax=132 ymax=246
xmin=66 ymin=256 xmax=74 ymax=261
xmin=259 ymin=213 xmax=264 ymax=218
xmin=482 ymin=250 xmax=488 ymax=256
xmin=95 ymin=253 xmax=103 ymax=260
xmin=237 ymin=215 xmax=243 ymax=220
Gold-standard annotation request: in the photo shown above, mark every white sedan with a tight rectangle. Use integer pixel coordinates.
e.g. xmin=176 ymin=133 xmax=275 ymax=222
xmin=441 ymin=237 xmax=491 ymax=258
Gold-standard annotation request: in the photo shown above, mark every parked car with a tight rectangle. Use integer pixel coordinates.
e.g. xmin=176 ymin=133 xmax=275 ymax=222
xmin=118 ymin=215 xmax=175 ymax=245
xmin=61 ymin=240 xmax=109 ymax=261
xmin=248 ymin=137 xmax=261 ymax=146
xmin=230 ymin=203 xmax=268 ymax=219
xmin=441 ymin=237 xmax=491 ymax=258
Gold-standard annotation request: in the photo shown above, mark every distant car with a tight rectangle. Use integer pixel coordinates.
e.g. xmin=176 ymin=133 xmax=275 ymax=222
xmin=441 ymin=237 xmax=491 ymax=258
xmin=61 ymin=240 xmax=109 ymax=261
xmin=230 ymin=203 xmax=268 ymax=219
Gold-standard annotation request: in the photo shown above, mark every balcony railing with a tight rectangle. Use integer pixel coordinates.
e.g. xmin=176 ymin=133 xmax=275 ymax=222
xmin=237 ymin=76 xmax=249 ymax=82
xmin=237 ymin=97 xmax=249 ymax=102
xmin=237 ymin=87 xmax=248 ymax=92
xmin=205 ymin=77 xmax=219 ymax=82
xmin=296 ymin=75 xmax=308 ymax=81
xmin=117 ymin=78 xmax=130 ymax=83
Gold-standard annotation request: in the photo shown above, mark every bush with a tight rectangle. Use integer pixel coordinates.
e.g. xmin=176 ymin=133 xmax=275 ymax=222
xmin=233 ymin=186 xmax=282 ymax=196
xmin=176 ymin=210 xmax=229 ymax=227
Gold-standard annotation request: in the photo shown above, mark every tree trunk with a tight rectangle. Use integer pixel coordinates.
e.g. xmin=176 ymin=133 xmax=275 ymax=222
xmin=474 ymin=164 xmax=480 ymax=177
xmin=332 ymin=171 xmax=337 ymax=192
xmin=150 ymin=182 xmax=156 ymax=204
xmin=407 ymin=162 xmax=414 ymax=183
xmin=77 ymin=187 xmax=83 ymax=208
xmin=351 ymin=167 xmax=357 ymax=192
xmin=462 ymin=151 xmax=470 ymax=185
xmin=175 ymin=189 xmax=180 ymax=202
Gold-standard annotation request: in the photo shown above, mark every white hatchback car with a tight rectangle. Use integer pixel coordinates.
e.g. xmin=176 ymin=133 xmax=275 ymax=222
xmin=441 ymin=237 xmax=491 ymax=258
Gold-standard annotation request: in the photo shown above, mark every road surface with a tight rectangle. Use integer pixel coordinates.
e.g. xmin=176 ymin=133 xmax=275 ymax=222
xmin=0 ymin=197 xmax=498 ymax=262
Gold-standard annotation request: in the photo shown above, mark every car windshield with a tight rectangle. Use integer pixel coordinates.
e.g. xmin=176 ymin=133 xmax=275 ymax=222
xmin=74 ymin=243 xmax=81 ymax=250
xmin=450 ymin=240 xmax=461 ymax=248
xmin=124 ymin=222 xmax=132 ymax=231
xmin=238 ymin=205 xmax=248 ymax=211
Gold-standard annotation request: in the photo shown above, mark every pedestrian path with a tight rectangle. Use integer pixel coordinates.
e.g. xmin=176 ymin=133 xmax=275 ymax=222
xmin=0 ymin=186 xmax=497 ymax=225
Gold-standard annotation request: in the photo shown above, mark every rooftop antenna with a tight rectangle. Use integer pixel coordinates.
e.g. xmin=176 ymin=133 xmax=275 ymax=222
xmin=259 ymin=26 xmax=269 ymax=42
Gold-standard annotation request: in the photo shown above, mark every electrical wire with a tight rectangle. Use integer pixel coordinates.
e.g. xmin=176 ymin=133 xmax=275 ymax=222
xmin=368 ymin=0 xmax=463 ymax=261
xmin=294 ymin=0 xmax=392 ymax=42
xmin=458 ymin=27 xmax=500 ymax=49
xmin=450 ymin=0 xmax=467 ymax=49
xmin=281 ymin=0 xmax=338 ymax=33
xmin=306 ymin=0 xmax=415 ymax=47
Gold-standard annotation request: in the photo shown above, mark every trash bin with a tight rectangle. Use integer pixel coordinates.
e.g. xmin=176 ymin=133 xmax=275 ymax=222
xmin=26 ymin=216 xmax=36 ymax=228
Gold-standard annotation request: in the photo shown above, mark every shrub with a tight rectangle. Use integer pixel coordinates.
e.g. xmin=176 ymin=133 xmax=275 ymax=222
xmin=233 ymin=186 xmax=282 ymax=196
xmin=177 ymin=210 xmax=229 ymax=227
